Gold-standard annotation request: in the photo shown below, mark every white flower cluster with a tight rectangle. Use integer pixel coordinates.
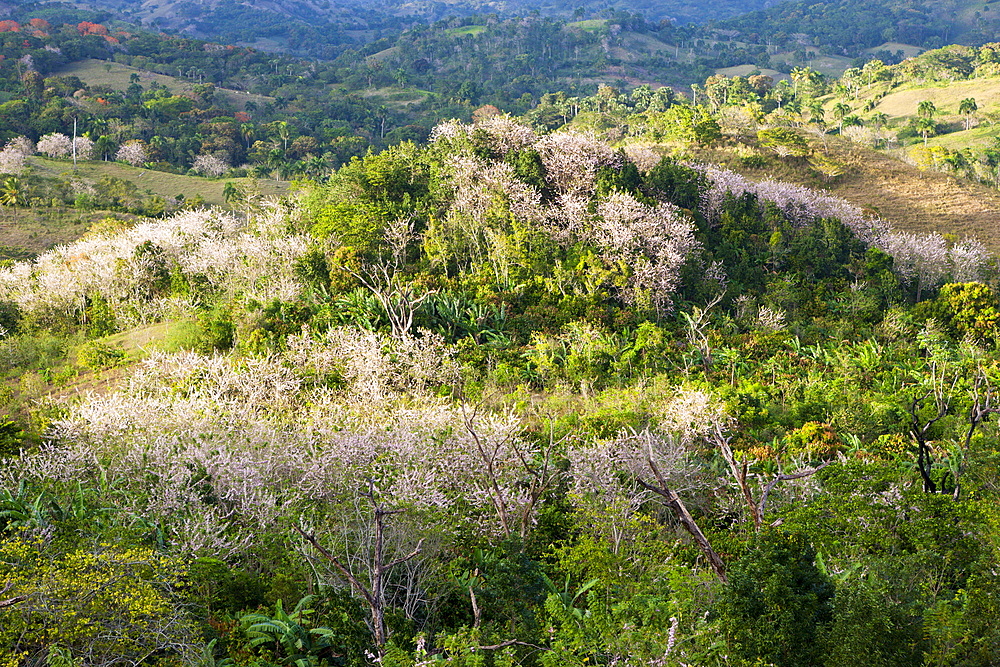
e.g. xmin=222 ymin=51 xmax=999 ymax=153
xmin=0 ymin=204 xmax=310 ymax=323
xmin=24 ymin=334 xmax=539 ymax=552
xmin=593 ymin=191 xmax=701 ymax=312
xmin=697 ymin=164 xmax=887 ymax=243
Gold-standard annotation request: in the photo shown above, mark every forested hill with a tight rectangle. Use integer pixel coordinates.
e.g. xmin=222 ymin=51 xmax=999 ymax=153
xmin=1 ymin=113 xmax=999 ymax=665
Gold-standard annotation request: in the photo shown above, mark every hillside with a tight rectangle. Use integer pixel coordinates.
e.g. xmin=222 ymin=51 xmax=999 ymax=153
xmin=0 ymin=116 xmax=998 ymax=666
xmin=758 ymin=137 xmax=1000 ymax=249
xmin=51 ymin=59 xmax=274 ymax=111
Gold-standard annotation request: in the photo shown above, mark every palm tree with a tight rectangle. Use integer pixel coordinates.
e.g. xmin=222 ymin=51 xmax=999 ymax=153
xmin=832 ymin=102 xmax=851 ymax=132
xmin=870 ymin=112 xmax=889 ymax=129
xmin=915 ymin=116 xmax=937 ymax=145
xmin=0 ymin=177 xmax=24 ymax=220
xmin=917 ymin=100 xmax=937 ymax=120
xmin=959 ymin=97 xmax=978 ymax=130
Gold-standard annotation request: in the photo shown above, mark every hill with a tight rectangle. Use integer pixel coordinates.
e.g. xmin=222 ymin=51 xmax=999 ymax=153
xmin=51 ymin=59 xmax=274 ymax=112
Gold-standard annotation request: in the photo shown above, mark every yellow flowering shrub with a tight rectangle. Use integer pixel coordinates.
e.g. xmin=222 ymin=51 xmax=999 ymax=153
xmin=0 ymin=537 xmax=197 ymax=664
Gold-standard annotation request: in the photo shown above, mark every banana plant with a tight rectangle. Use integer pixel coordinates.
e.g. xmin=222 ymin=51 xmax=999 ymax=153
xmin=240 ymin=595 xmax=339 ymax=667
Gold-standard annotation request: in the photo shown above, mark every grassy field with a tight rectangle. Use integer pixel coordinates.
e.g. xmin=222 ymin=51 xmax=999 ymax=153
xmin=446 ymin=25 xmax=486 ymax=37
xmin=28 ymin=157 xmax=288 ymax=206
xmin=770 ymin=51 xmax=853 ymax=78
xmin=925 ymin=124 xmax=1000 ymax=150
xmin=715 ymin=65 xmax=789 ymax=81
xmin=566 ymin=19 xmax=608 ymax=32
xmin=0 ymin=207 xmax=108 ymax=256
xmin=700 ymin=135 xmax=1000 ymax=252
xmin=870 ymin=77 xmax=1000 ymax=119
xmin=865 ymin=42 xmax=925 ymax=58
xmin=0 ymin=158 xmax=289 ymax=255
xmin=52 ymin=59 xmax=274 ymax=112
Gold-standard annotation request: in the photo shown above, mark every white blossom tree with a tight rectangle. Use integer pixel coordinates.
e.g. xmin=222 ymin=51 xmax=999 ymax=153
xmin=37 ymin=132 xmax=72 ymax=158
xmin=74 ymin=135 xmax=95 ymax=161
xmin=116 ymin=140 xmax=149 ymax=167
xmin=191 ymin=153 xmax=230 ymax=178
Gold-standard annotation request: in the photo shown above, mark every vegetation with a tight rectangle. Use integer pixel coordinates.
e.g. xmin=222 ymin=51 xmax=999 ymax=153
xmin=0 ymin=110 xmax=999 ymax=666
xmin=4 ymin=0 xmax=1000 ymax=664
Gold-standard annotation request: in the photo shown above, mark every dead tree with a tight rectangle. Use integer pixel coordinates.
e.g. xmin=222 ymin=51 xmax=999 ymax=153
xmin=296 ymin=481 xmax=423 ymax=655
xmin=346 ymin=216 xmax=437 ymax=337
xmin=461 ymin=404 xmax=561 ymax=540
xmin=954 ymin=369 xmax=999 ymax=500
xmin=907 ymin=360 xmax=957 ymax=494
xmin=708 ymin=422 xmax=831 ymax=529
xmin=637 ymin=454 xmax=728 ymax=582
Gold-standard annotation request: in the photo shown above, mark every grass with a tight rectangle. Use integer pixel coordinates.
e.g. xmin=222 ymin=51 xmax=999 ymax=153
xmin=715 ymin=65 xmax=788 ymax=81
xmin=868 ymin=77 xmax=1000 ymax=119
xmin=696 ymin=134 xmax=1000 ymax=252
xmin=566 ymin=20 xmax=608 ymax=32
xmin=0 ymin=158 xmax=289 ymax=255
xmin=770 ymin=51 xmax=853 ymax=78
xmin=618 ymin=32 xmax=674 ymax=54
xmin=0 ymin=207 xmax=121 ymax=255
xmin=865 ymin=42 xmax=925 ymax=58
xmin=925 ymin=124 xmax=1000 ymax=150
xmin=28 ymin=156 xmax=288 ymax=206
xmin=0 ymin=321 xmax=197 ymax=418
xmin=446 ymin=25 xmax=486 ymax=37
xmin=52 ymin=59 xmax=273 ymax=112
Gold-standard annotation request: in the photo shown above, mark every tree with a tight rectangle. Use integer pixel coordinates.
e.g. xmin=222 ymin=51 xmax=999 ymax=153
xmin=115 ymin=140 xmax=149 ymax=167
xmin=37 ymin=132 xmax=72 ymax=158
xmin=0 ymin=177 xmax=24 ymax=219
xmin=914 ymin=116 xmax=937 ymax=145
xmin=832 ymin=102 xmax=851 ymax=133
xmin=74 ymin=136 xmax=95 ymax=161
xmin=718 ymin=531 xmax=834 ymax=667
xmin=917 ymin=99 xmax=937 ymax=120
xmin=959 ymin=97 xmax=978 ymax=130
xmin=295 ymin=482 xmax=423 ymax=657
xmin=192 ymin=153 xmax=230 ymax=178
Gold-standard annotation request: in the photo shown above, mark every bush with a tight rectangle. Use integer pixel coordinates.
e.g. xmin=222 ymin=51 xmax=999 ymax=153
xmin=77 ymin=341 xmax=127 ymax=370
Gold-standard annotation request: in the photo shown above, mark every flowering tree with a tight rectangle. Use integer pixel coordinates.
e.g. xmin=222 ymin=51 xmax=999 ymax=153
xmin=74 ymin=136 xmax=95 ymax=160
xmin=191 ymin=153 xmax=230 ymax=178
xmin=535 ymin=130 xmax=623 ymax=193
xmin=116 ymin=140 xmax=148 ymax=166
xmin=37 ymin=132 xmax=72 ymax=158
xmin=592 ymin=191 xmax=701 ymax=313
xmin=0 ymin=148 xmax=25 ymax=175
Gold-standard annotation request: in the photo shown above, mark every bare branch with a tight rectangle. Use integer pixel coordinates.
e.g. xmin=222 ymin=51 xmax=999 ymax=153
xmin=384 ymin=539 xmax=425 ymax=571
xmin=294 ymin=525 xmax=377 ymax=609
xmin=759 ymin=461 xmax=832 ymax=516
xmin=639 ymin=456 xmax=728 ymax=582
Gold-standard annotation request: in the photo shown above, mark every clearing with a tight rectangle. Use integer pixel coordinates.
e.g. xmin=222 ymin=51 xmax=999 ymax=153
xmin=52 ymin=59 xmax=274 ymax=112
xmin=28 ymin=157 xmax=288 ymax=207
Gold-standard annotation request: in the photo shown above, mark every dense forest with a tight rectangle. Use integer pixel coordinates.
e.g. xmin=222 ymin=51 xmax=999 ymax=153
xmin=1 ymin=110 xmax=999 ymax=665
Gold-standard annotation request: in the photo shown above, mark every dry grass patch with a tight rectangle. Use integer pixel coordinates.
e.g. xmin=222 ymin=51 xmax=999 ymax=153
xmin=872 ymin=78 xmax=1000 ymax=119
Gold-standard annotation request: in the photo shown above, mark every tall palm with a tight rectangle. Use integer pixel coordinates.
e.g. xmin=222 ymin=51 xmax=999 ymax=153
xmin=959 ymin=98 xmax=978 ymax=130
xmin=917 ymin=100 xmax=937 ymax=120
xmin=832 ymin=102 xmax=851 ymax=132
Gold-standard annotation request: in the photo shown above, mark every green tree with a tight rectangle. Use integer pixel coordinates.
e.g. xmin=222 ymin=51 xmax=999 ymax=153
xmin=718 ymin=530 xmax=834 ymax=667
xmin=959 ymin=97 xmax=978 ymax=130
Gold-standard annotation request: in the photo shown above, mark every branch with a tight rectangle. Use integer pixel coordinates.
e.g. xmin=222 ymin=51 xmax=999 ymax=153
xmin=294 ymin=525 xmax=376 ymax=609
xmin=638 ymin=461 xmax=727 ymax=582
xmin=758 ymin=460 xmax=832 ymax=516
xmin=0 ymin=582 xmax=26 ymax=608
xmin=471 ymin=639 xmax=546 ymax=651
xmin=383 ymin=539 xmax=425 ymax=571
